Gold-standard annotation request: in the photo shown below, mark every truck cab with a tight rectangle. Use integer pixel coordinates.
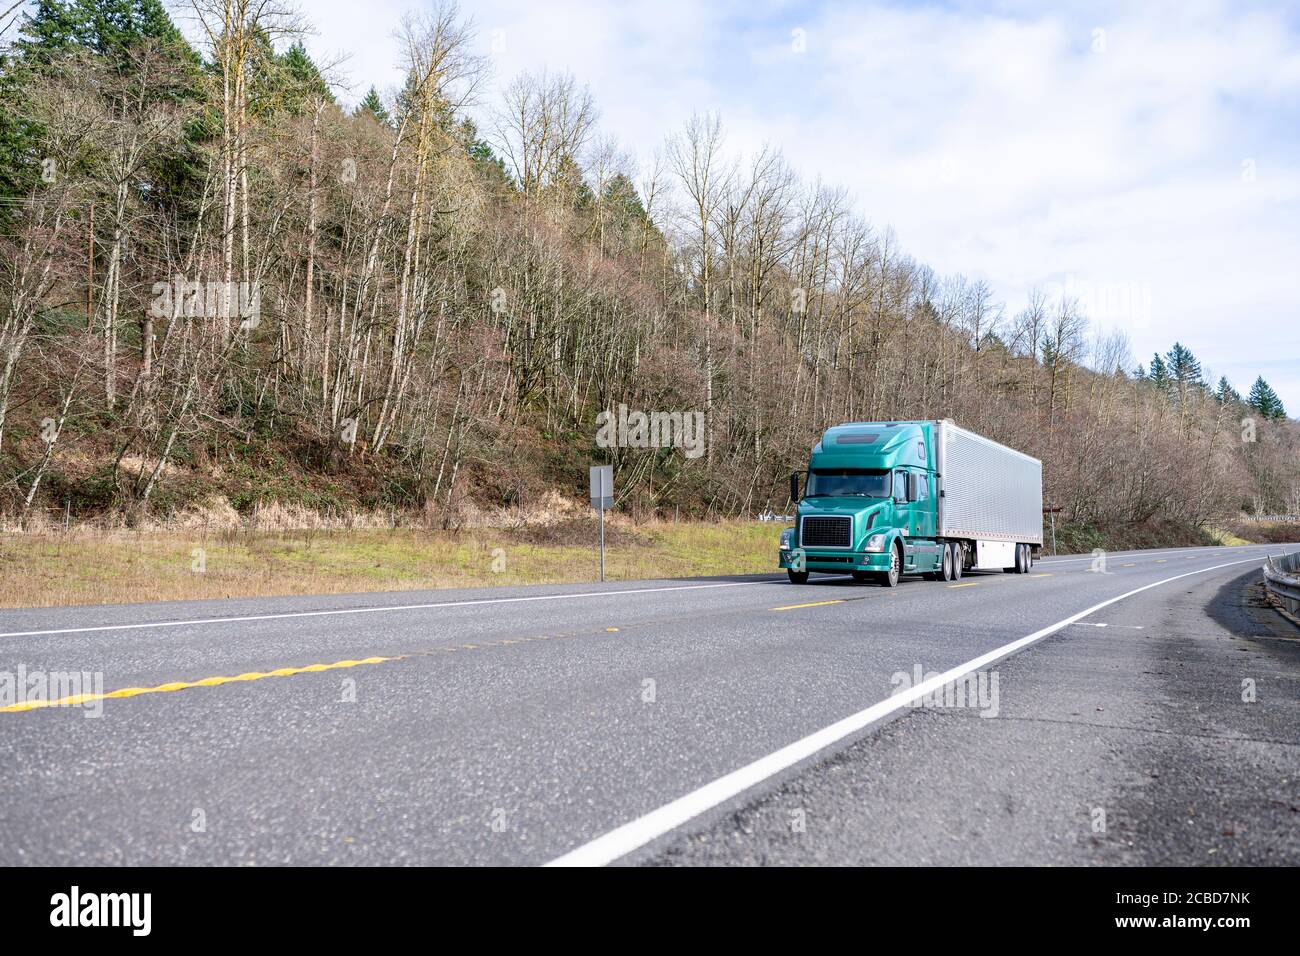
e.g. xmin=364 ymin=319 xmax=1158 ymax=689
xmin=779 ymin=420 xmax=1041 ymax=586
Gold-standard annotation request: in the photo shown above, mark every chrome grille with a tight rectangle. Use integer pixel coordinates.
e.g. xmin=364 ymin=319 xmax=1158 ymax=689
xmin=801 ymin=515 xmax=851 ymax=548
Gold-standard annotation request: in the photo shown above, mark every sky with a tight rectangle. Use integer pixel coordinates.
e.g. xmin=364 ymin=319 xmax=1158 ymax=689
xmin=227 ymin=0 xmax=1300 ymax=411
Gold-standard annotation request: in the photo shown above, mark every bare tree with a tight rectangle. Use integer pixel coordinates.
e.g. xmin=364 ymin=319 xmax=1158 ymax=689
xmin=667 ymin=111 xmax=732 ymax=462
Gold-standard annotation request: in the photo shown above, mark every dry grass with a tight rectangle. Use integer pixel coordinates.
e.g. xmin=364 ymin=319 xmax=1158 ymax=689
xmin=0 ymin=519 xmax=784 ymax=608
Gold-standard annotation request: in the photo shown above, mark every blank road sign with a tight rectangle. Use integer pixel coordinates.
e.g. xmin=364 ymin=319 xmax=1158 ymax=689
xmin=590 ymin=465 xmax=613 ymax=509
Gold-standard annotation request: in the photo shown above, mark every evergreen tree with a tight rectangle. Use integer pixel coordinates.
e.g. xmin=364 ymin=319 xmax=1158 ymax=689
xmin=981 ymin=331 xmax=1009 ymax=354
xmin=1215 ymin=376 xmax=1241 ymax=405
xmin=1 ymin=0 xmax=200 ymax=202
xmin=552 ymin=152 xmax=593 ymax=210
xmin=1247 ymin=377 xmax=1286 ymax=421
xmin=274 ymin=41 xmax=333 ymax=116
xmin=1147 ymin=353 xmax=1172 ymax=394
xmin=16 ymin=0 xmax=191 ymax=62
xmin=393 ymin=66 xmax=457 ymax=137
xmin=244 ymin=33 xmax=332 ymax=119
xmin=1164 ymin=341 xmax=1204 ymax=402
xmin=12 ymin=0 xmax=93 ymax=61
xmin=602 ymin=173 xmax=649 ymax=224
xmin=355 ymin=86 xmax=390 ymax=126
xmin=457 ymin=117 xmax=511 ymax=189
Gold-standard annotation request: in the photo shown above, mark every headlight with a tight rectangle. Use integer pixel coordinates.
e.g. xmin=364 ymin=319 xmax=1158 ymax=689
xmin=865 ymin=533 xmax=887 ymax=552
xmin=780 ymin=528 xmax=794 ymax=550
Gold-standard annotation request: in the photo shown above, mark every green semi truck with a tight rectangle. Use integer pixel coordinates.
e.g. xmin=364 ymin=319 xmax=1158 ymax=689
xmin=779 ymin=420 xmax=1043 ymax=586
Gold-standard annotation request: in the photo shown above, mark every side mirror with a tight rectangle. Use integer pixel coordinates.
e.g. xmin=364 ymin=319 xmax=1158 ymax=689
xmin=789 ymin=471 xmax=800 ymax=504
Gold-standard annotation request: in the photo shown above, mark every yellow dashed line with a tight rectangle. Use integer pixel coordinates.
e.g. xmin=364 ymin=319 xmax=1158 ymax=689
xmin=947 ymin=582 xmax=979 ymax=588
xmin=1030 ymin=573 xmax=1053 ymax=578
xmin=2 ymin=617 xmax=647 ymax=717
xmin=771 ymin=599 xmax=845 ymax=611
xmin=1122 ymin=563 xmax=1136 ymax=567
xmin=0 ymin=655 xmax=399 ymax=715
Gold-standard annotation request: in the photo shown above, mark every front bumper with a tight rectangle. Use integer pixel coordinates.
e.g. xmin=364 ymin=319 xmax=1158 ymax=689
xmin=779 ymin=549 xmax=892 ymax=572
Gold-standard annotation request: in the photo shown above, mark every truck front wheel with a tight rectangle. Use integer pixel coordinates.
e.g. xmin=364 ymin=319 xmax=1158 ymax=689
xmin=787 ymin=569 xmax=810 ymax=584
xmin=877 ymin=543 xmax=902 ymax=587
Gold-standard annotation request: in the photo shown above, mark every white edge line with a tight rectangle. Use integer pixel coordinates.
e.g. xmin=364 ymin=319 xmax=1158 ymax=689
xmin=0 ymin=580 xmax=769 ymax=639
xmin=1038 ymin=544 xmax=1279 ymax=565
xmin=543 ymin=556 xmax=1259 ymax=867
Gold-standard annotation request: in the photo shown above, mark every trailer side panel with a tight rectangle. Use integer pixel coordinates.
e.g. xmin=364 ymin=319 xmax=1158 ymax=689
xmin=937 ymin=421 xmax=1043 ymax=544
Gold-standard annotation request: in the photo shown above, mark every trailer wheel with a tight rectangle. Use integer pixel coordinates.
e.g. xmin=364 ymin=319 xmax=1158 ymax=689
xmin=787 ymin=570 xmax=809 ymax=584
xmin=877 ymin=542 xmax=902 ymax=587
xmin=1015 ymin=543 xmax=1029 ymax=574
xmin=950 ymin=543 xmax=963 ymax=580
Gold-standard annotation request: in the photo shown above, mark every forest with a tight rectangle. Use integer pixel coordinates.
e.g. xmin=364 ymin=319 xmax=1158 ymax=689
xmin=0 ymin=0 xmax=1295 ymax=544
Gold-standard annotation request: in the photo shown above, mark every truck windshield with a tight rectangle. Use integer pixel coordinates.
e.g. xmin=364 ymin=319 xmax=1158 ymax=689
xmin=805 ymin=468 xmax=891 ymax=498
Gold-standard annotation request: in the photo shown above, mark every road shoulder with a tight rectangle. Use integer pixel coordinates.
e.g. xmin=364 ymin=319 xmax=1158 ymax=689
xmin=648 ymin=566 xmax=1300 ymax=866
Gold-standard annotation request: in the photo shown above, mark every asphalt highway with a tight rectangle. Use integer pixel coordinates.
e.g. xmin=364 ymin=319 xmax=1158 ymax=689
xmin=1 ymin=542 xmax=1296 ymax=866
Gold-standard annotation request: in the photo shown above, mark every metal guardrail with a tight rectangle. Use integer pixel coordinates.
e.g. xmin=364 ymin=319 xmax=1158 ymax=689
xmin=1262 ymin=551 xmax=1300 ymax=618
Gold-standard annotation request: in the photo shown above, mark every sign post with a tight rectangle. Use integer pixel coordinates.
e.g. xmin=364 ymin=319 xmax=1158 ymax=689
xmin=1043 ymin=506 xmax=1062 ymax=555
xmin=589 ymin=465 xmax=613 ymax=582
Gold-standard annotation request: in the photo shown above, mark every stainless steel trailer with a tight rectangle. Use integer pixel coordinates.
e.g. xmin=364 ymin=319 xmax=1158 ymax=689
xmin=934 ymin=420 xmax=1043 ymax=569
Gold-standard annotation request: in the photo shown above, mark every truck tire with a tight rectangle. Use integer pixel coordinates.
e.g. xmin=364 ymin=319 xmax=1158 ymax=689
xmin=1006 ymin=543 xmax=1026 ymax=573
xmin=942 ymin=543 xmax=954 ymax=581
xmin=787 ymin=569 xmax=809 ymax=584
xmin=877 ymin=543 xmax=902 ymax=587
xmin=950 ymin=543 xmax=963 ymax=580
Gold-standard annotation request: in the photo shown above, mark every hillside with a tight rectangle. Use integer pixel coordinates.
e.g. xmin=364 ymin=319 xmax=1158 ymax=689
xmin=0 ymin=0 xmax=1296 ymax=543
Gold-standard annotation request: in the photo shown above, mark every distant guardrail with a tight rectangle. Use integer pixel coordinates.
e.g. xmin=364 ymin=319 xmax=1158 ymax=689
xmin=1263 ymin=551 xmax=1300 ymax=619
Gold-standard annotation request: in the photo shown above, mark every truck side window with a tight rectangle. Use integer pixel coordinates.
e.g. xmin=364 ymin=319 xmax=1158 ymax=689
xmin=918 ymin=475 xmax=929 ymax=500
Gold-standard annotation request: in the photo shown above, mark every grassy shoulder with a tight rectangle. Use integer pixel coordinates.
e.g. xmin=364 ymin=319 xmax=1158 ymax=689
xmin=3 ymin=515 xmax=1287 ymax=610
xmin=0 ymin=520 xmax=783 ymax=608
